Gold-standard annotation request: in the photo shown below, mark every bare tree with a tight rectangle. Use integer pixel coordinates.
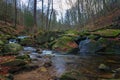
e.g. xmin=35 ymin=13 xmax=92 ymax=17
xmin=14 ymin=0 xmax=17 ymax=27
xmin=33 ymin=0 xmax=37 ymax=32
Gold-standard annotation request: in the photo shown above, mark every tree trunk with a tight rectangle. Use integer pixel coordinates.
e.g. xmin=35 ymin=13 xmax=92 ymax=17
xmin=34 ymin=0 xmax=37 ymax=33
xmin=48 ymin=0 xmax=53 ymax=30
xmin=14 ymin=0 xmax=17 ymax=27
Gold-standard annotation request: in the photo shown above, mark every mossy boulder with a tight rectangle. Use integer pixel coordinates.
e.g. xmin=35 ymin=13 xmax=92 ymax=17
xmin=16 ymin=54 xmax=31 ymax=61
xmin=36 ymin=31 xmax=61 ymax=44
xmin=79 ymin=39 xmax=104 ymax=53
xmin=97 ymin=38 xmax=109 ymax=47
xmin=52 ymin=36 xmax=78 ymax=53
xmin=1 ymin=59 xmax=26 ymax=67
xmin=64 ymin=30 xmax=79 ymax=36
xmin=88 ymin=34 xmax=100 ymax=40
xmin=0 ymin=40 xmax=4 ymax=45
xmin=60 ymin=71 xmax=87 ymax=80
xmin=3 ymin=43 xmax=23 ymax=53
xmin=19 ymin=38 xmax=34 ymax=46
xmin=97 ymin=38 xmax=120 ymax=54
xmin=92 ymin=29 xmax=120 ymax=37
xmin=105 ymin=40 xmax=120 ymax=54
xmin=0 ymin=74 xmax=14 ymax=80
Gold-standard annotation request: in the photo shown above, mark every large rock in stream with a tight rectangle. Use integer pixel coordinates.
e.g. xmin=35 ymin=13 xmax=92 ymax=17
xmin=79 ymin=39 xmax=104 ymax=53
xmin=3 ymin=43 xmax=23 ymax=54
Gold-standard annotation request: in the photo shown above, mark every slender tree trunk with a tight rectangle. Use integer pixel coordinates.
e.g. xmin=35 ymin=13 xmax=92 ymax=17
xmin=5 ymin=0 xmax=7 ymax=24
xmin=14 ymin=0 xmax=17 ymax=27
xmin=46 ymin=0 xmax=50 ymax=31
xmin=48 ymin=0 xmax=53 ymax=30
xmin=34 ymin=0 xmax=37 ymax=33
xmin=41 ymin=0 xmax=44 ymax=28
xmin=34 ymin=0 xmax=37 ymax=26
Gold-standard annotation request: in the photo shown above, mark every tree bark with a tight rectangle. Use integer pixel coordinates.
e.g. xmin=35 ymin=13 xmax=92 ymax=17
xmin=34 ymin=0 xmax=37 ymax=27
xmin=14 ymin=0 xmax=17 ymax=27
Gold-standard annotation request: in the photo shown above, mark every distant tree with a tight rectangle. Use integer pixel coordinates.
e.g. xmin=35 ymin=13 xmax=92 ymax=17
xmin=14 ymin=0 xmax=17 ymax=27
xmin=33 ymin=0 xmax=37 ymax=32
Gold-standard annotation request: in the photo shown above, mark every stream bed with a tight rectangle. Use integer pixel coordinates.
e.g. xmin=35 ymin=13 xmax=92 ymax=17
xmin=13 ymin=46 xmax=120 ymax=80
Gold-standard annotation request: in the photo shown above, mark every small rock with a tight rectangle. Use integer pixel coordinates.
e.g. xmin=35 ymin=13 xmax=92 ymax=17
xmin=5 ymin=74 xmax=14 ymax=80
xmin=1 ymin=59 xmax=26 ymax=67
xmin=36 ymin=48 xmax=42 ymax=53
xmin=23 ymin=64 xmax=39 ymax=71
xmin=44 ymin=61 xmax=52 ymax=68
xmin=39 ymin=67 xmax=47 ymax=72
xmin=112 ymin=68 xmax=120 ymax=73
xmin=98 ymin=64 xmax=110 ymax=71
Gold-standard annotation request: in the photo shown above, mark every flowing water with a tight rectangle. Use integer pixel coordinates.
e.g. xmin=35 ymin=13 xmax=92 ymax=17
xmin=9 ymin=37 xmax=120 ymax=79
xmin=18 ymin=46 xmax=120 ymax=79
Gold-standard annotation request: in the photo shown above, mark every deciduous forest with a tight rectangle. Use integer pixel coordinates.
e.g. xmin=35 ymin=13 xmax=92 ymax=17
xmin=0 ymin=0 xmax=120 ymax=80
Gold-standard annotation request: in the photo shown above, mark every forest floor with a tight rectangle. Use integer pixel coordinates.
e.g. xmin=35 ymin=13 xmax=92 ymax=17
xmin=14 ymin=54 xmax=120 ymax=80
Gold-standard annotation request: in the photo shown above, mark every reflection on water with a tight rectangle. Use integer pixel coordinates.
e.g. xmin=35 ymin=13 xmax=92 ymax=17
xmin=19 ymin=45 xmax=120 ymax=79
xmin=52 ymin=56 xmax=66 ymax=77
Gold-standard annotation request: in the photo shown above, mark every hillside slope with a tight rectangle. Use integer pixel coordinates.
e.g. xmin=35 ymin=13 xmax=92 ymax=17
xmin=0 ymin=21 xmax=25 ymax=35
xmin=85 ymin=8 xmax=120 ymax=31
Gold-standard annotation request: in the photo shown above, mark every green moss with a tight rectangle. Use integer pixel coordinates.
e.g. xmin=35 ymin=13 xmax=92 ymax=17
xmin=16 ymin=54 xmax=31 ymax=61
xmin=20 ymin=38 xmax=34 ymax=46
xmin=93 ymin=29 xmax=120 ymax=37
xmin=65 ymin=30 xmax=79 ymax=35
xmin=105 ymin=40 xmax=120 ymax=54
xmin=1 ymin=59 xmax=26 ymax=67
xmin=36 ymin=31 xmax=61 ymax=44
xmin=3 ymin=43 xmax=23 ymax=53
xmin=52 ymin=36 xmax=74 ymax=49
xmin=88 ymin=34 xmax=98 ymax=40
xmin=60 ymin=70 xmax=87 ymax=80
xmin=78 ymin=30 xmax=90 ymax=36
xmin=0 ymin=40 xmax=4 ymax=45
xmin=0 ymin=40 xmax=4 ymax=52
xmin=98 ymin=38 xmax=109 ymax=45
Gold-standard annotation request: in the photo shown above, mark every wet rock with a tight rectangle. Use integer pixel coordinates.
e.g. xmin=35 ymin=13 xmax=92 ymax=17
xmin=88 ymin=34 xmax=100 ymax=40
xmin=114 ymin=68 xmax=120 ymax=72
xmin=19 ymin=38 xmax=34 ymax=46
xmin=36 ymin=48 xmax=42 ymax=53
xmin=44 ymin=61 xmax=52 ymax=68
xmin=16 ymin=54 xmax=31 ymax=61
xmin=5 ymin=74 xmax=14 ymax=80
xmin=98 ymin=64 xmax=110 ymax=71
xmin=39 ymin=67 xmax=47 ymax=72
xmin=60 ymin=71 xmax=87 ymax=80
xmin=22 ymin=64 xmax=39 ymax=71
xmin=23 ymin=47 xmax=36 ymax=52
xmin=1 ymin=59 xmax=26 ymax=67
xmin=60 ymin=75 xmax=77 ymax=80
xmin=79 ymin=39 xmax=104 ymax=53
xmin=50 ymin=76 xmax=60 ymax=80
xmin=52 ymin=35 xmax=78 ymax=53
xmin=43 ymin=56 xmax=52 ymax=67
xmin=0 ymin=74 xmax=13 ymax=80
xmin=112 ymin=68 xmax=120 ymax=73
xmin=0 ymin=40 xmax=4 ymax=45
xmin=9 ymin=64 xmax=38 ymax=74
xmin=3 ymin=43 xmax=23 ymax=54
xmin=105 ymin=40 xmax=120 ymax=54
